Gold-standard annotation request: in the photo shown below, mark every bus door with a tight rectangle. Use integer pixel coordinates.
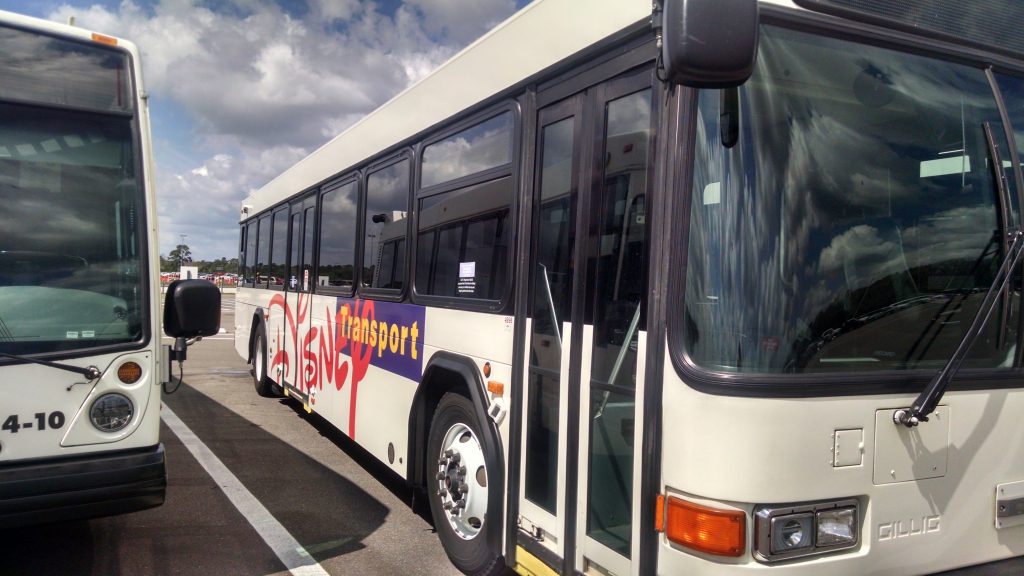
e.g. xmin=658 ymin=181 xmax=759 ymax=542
xmin=286 ymin=193 xmax=317 ymax=396
xmin=518 ymin=68 xmax=654 ymax=576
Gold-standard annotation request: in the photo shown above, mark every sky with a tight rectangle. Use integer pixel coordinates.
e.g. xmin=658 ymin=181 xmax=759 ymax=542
xmin=0 ymin=0 xmax=530 ymax=260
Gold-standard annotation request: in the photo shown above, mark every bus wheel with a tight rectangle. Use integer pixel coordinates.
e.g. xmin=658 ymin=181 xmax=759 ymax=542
xmin=427 ymin=393 xmax=501 ymax=575
xmin=251 ymin=328 xmax=276 ymax=397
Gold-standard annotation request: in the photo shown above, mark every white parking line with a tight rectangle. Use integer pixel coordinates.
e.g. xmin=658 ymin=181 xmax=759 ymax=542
xmin=161 ymin=404 xmax=330 ymax=576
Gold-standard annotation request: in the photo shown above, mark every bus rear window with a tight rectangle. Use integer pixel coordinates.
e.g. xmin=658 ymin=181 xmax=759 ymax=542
xmin=0 ymin=24 xmax=132 ymax=113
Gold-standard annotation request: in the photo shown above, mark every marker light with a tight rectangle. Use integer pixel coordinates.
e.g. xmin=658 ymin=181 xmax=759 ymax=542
xmin=90 ymin=393 xmax=133 ymax=432
xmin=117 ymin=361 xmax=142 ymax=384
xmin=665 ymin=496 xmax=745 ymax=557
xmin=91 ymin=32 xmax=117 ymax=46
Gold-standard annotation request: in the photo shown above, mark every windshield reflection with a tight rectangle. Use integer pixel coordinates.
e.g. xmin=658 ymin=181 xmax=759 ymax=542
xmin=0 ymin=103 xmax=143 ymax=355
xmin=682 ymin=25 xmax=1019 ymax=374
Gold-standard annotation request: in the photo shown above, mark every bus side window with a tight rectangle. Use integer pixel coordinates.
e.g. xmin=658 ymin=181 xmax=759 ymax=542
xmin=318 ymin=180 xmax=358 ymax=291
xmin=269 ymin=209 xmax=288 ymax=287
xmin=255 ymin=214 xmax=270 ymax=287
xmin=363 ymin=159 xmax=410 ymax=290
xmin=244 ymin=220 xmax=257 ymax=285
xmin=415 ymin=110 xmax=515 ymax=303
xmin=415 ymin=178 xmax=512 ymax=301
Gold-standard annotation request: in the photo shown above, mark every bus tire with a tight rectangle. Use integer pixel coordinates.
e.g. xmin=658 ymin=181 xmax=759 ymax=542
xmin=251 ymin=328 xmax=276 ymax=397
xmin=427 ymin=393 xmax=502 ymax=576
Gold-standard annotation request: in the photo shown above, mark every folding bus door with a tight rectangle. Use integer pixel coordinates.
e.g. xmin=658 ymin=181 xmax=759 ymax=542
xmin=284 ymin=193 xmax=317 ymax=401
xmin=517 ymin=67 xmax=655 ymax=576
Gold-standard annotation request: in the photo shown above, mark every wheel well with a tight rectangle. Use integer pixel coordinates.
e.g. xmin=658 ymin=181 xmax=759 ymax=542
xmin=409 ymin=364 xmax=471 ymax=488
xmin=408 ymin=352 xmax=506 ymax=562
xmin=246 ymin=310 xmax=265 ymax=364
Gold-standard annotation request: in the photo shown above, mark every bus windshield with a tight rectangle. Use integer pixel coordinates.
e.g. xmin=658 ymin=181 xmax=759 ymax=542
xmin=681 ymin=24 xmax=1020 ymax=375
xmin=0 ymin=102 xmax=144 ymax=355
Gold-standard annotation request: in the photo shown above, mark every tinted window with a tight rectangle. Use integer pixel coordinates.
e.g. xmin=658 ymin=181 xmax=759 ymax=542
xmin=682 ymin=25 xmax=1018 ymax=375
xmin=318 ymin=181 xmax=357 ymax=290
xmin=362 ymin=160 xmax=409 ymax=289
xmin=256 ymin=214 xmax=270 ymax=286
xmin=0 ymin=102 xmax=143 ymax=354
xmin=298 ymin=206 xmax=315 ymax=291
xmin=415 ymin=178 xmax=512 ymax=300
xmin=421 ymin=112 xmax=513 ymax=188
xmin=269 ymin=209 xmax=288 ymax=287
xmin=288 ymin=212 xmax=300 ymax=289
xmin=244 ymin=220 xmax=257 ymax=284
xmin=796 ymin=0 xmax=1024 ymax=59
xmin=524 ymin=115 xmax=576 ymax=514
xmin=0 ymin=24 xmax=132 ymax=112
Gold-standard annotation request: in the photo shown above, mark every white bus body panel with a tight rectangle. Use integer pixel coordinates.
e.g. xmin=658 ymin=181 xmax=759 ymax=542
xmin=658 ymin=347 xmax=1024 ymax=574
xmin=0 ymin=351 xmax=160 ymax=462
xmin=235 ymin=287 xmax=513 ymax=480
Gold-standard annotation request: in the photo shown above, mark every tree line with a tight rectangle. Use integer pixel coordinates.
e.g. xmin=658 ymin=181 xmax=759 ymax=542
xmin=160 ymin=244 xmax=239 ymax=274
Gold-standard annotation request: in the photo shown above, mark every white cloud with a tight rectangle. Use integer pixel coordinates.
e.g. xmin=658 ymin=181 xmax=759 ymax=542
xmin=45 ymin=0 xmax=520 ymax=259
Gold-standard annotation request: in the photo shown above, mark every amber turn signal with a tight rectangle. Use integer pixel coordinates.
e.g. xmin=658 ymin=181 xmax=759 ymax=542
xmin=117 ymin=361 xmax=142 ymax=384
xmin=665 ymin=496 xmax=745 ymax=557
xmin=91 ymin=32 xmax=117 ymax=46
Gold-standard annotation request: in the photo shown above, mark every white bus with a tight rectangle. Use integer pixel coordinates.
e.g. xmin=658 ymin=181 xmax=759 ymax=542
xmin=235 ymin=0 xmax=1024 ymax=574
xmin=0 ymin=10 xmax=218 ymax=528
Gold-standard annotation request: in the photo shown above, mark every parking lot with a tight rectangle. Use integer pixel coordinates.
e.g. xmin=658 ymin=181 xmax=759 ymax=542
xmin=0 ymin=304 xmax=464 ymax=576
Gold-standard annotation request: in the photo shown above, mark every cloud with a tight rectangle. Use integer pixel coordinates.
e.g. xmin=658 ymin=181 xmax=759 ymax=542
xmin=45 ymin=0 xmax=520 ymax=259
xmin=405 ymin=0 xmax=517 ymax=45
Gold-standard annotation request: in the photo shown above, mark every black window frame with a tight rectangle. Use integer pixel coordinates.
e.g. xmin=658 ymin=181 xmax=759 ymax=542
xmin=316 ymin=173 xmax=360 ymax=297
xmin=358 ymin=150 xmax=413 ymax=302
xmin=241 ymin=218 xmax=258 ymax=287
xmin=666 ymin=5 xmax=1024 ymax=399
xmin=267 ymin=207 xmax=289 ymax=292
xmin=254 ymin=213 xmax=272 ymax=289
xmin=412 ymin=102 xmax=521 ymax=312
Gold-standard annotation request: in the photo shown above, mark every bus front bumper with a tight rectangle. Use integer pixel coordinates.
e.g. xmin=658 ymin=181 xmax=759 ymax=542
xmin=0 ymin=444 xmax=166 ymax=529
xmin=933 ymin=556 xmax=1024 ymax=575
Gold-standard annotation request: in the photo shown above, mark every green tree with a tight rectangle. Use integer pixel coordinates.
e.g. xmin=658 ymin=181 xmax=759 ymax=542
xmin=168 ymin=244 xmax=192 ymax=268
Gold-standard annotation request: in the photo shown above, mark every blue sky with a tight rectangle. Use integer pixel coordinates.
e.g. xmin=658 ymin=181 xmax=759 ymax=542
xmin=0 ymin=0 xmax=529 ymax=260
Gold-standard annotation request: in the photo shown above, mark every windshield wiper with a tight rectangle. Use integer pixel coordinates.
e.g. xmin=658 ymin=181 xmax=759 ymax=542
xmin=0 ymin=351 xmax=101 ymax=380
xmin=895 ymin=125 xmax=1021 ymax=427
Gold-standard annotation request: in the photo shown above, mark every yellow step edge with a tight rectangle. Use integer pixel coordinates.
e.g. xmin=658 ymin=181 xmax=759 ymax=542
xmin=515 ymin=545 xmax=560 ymax=576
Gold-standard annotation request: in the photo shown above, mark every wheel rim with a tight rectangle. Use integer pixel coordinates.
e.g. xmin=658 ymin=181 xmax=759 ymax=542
xmin=254 ymin=337 xmax=264 ymax=382
xmin=435 ymin=422 xmax=488 ymax=540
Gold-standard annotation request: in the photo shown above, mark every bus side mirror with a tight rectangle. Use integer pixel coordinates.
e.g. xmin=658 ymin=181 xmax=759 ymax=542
xmin=163 ymin=279 xmax=221 ymax=339
xmin=661 ymin=0 xmax=759 ymax=88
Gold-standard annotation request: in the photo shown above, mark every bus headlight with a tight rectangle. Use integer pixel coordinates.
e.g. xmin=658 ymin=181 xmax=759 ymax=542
xmin=817 ymin=507 xmax=857 ymax=547
xmin=755 ymin=499 xmax=859 ymax=562
xmin=90 ymin=393 xmax=134 ymax=432
xmin=770 ymin=513 xmax=814 ymax=553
